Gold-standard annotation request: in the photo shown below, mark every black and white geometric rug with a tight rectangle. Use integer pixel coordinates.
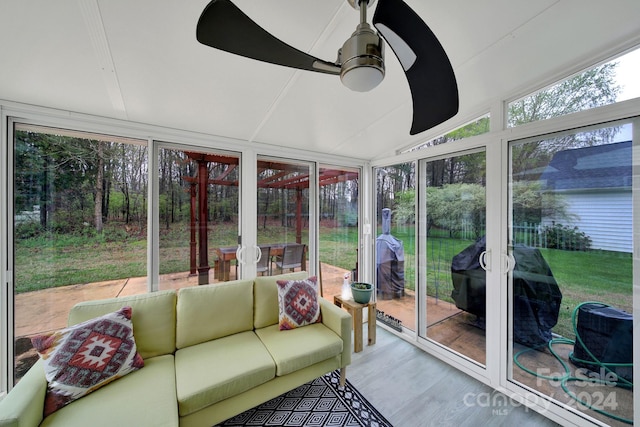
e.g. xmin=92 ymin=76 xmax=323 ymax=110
xmin=215 ymin=370 xmax=393 ymax=426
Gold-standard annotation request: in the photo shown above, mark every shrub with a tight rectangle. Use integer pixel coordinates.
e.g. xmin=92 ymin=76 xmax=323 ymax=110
xmin=338 ymin=211 xmax=358 ymax=227
xmin=541 ymin=223 xmax=591 ymax=251
xmin=103 ymin=227 xmax=129 ymax=242
xmin=15 ymin=222 xmax=43 ymax=239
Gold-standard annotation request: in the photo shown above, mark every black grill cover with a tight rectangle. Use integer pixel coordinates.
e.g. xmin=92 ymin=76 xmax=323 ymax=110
xmin=376 ymin=208 xmax=405 ymax=298
xmin=376 ymin=234 xmax=405 ymax=297
xmin=451 ymin=236 xmax=562 ymax=347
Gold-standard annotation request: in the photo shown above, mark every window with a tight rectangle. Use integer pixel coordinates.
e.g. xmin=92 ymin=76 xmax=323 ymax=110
xmin=405 ymin=114 xmax=490 ymax=153
xmin=12 ymin=124 xmax=148 ymax=382
xmin=374 ymin=162 xmax=416 ymax=331
xmin=317 ymin=165 xmax=360 ymax=299
xmin=508 ymin=47 xmax=640 ymax=127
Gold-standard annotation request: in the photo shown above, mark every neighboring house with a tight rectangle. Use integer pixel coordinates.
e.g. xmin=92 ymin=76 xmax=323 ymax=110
xmin=540 ymin=140 xmax=632 ymax=253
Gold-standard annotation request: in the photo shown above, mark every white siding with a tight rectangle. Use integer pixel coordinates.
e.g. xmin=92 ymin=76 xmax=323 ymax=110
xmin=545 ymin=190 xmax=632 ymax=253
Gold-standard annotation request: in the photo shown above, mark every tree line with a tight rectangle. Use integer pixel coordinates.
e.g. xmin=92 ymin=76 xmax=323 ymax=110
xmin=15 ymin=132 xmax=148 ymax=236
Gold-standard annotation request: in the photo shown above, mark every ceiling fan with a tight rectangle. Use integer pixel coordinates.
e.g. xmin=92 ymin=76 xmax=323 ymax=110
xmin=196 ymin=0 xmax=458 ymax=135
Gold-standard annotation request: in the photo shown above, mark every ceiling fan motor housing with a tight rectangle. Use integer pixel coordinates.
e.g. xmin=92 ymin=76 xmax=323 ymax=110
xmin=339 ymin=22 xmax=385 ymax=92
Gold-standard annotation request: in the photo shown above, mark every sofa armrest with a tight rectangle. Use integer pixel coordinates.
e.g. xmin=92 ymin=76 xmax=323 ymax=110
xmin=0 ymin=360 xmax=46 ymax=427
xmin=319 ymin=299 xmax=352 ymax=368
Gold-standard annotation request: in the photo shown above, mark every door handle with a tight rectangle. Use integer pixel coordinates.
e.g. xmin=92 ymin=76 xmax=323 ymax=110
xmin=479 ymin=249 xmax=490 ymax=271
xmin=235 ymin=245 xmax=246 ymax=265
xmin=502 ymin=252 xmax=516 ymax=274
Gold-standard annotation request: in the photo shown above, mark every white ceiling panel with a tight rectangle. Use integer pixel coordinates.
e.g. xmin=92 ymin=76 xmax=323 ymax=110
xmin=0 ymin=1 xmax=121 ymax=118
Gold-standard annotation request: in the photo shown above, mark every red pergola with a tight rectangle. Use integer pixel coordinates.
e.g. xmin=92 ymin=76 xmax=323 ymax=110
xmin=183 ymin=152 xmax=357 ymax=284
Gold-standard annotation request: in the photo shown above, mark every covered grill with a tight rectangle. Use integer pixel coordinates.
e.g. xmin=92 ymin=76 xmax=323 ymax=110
xmin=451 ymin=236 xmax=562 ymax=347
xmin=376 ymin=208 xmax=405 ymax=299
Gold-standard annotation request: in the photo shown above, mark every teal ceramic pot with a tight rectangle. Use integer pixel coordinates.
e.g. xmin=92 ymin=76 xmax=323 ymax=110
xmin=350 ymin=282 xmax=373 ymax=304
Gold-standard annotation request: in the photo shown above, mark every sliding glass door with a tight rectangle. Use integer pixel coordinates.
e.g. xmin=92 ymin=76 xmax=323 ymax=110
xmin=507 ymin=120 xmax=635 ymax=425
xmin=420 ymin=150 xmax=487 ymax=365
xmin=157 ymin=146 xmax=241 ymax=289
xmin=255 ymin=157 xmax=311 ymax=278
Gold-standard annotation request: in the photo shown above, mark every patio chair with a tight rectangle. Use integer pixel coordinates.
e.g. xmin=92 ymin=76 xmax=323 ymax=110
xmin=256 ymin=246 xmax=271 ymax=276
xmin=235 ymin=246 xmax=272 ymax=278
xmin=274 ymin=244 xmax=305 ymax=274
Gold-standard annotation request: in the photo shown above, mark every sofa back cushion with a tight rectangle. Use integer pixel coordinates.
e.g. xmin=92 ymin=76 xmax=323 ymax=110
xmin=176 ymin=280 xmax=254 ymax=349
xmin=67 ymin=290 xmax=177 ymax=359
xmin=253 ymin=272 xmax=308 ymax=329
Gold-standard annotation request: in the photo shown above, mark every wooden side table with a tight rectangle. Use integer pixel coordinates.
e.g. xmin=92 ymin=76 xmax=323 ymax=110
xmin=333 ymin=295 xmax=376 ymax=353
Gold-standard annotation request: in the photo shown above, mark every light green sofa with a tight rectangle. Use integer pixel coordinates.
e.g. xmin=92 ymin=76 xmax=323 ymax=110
xmin=0 ymin=272 xmax=352 ymax=427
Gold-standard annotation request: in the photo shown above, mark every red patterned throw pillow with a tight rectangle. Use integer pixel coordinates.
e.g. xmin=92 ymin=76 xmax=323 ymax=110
xmin=276 ymin=276 xmax=322 ymax=330
xmin=31 ymin=306 xmax=144 ymax=417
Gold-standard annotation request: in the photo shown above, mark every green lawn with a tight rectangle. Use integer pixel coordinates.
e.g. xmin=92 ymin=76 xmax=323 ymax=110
xmin=539 ymin=248 xmax=632 ymax=339
xmin=14 ymin=221 xmax=632 ymax=341
xmin=15 ymin=233 xmax=148 ymax=293
xmin=14 ymin=221 xmax=356 ymax=293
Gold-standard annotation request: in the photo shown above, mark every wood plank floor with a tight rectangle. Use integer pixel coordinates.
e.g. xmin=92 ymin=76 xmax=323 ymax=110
xmin=347 ymin=326 xmax=561 ymax=427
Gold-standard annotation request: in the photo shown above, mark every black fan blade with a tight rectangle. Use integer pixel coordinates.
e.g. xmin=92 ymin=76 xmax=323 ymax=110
xmin=373 ymin=0 xmax=458 ymax=135
xmin=197 ymin=0 xmax=340 ymax=75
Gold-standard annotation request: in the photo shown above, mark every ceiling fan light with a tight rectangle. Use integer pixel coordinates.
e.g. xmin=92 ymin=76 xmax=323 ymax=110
xmin=341 ymin=60 xmax=385 ymax=92
xmin=339 ymin=23 xmax=385 ymax=92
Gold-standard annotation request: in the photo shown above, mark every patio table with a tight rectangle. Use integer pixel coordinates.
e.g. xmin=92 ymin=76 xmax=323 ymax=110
xmin=213 ymin=244 xmax=286 ymax=281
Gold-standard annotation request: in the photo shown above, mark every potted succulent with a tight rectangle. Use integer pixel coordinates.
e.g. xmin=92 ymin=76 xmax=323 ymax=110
xmin=350 ymin=282 xmax=373 ymax=304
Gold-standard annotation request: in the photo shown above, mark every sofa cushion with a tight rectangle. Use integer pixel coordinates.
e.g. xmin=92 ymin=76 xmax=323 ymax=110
xmin=68 ymin=290 xmax=177 ymax=359
xmin=32 ymin=307 xmax=145 ymax=416
xmin=174 ymin=331 xmax=275 ymax=416
xmin=176 ymin=280 xmax=254 ymax=349
xmin=253 ymin=271 xmax=308 ymax=329
xmin=0 ymin=359 xmax=48 ymax=427
xmin=40 ymin=355 xmax=178 ymax=427
xmin=255 ymin=323 xmax=343 ymax=376
xmin=276 ymin=276 xmax=322 ymax=330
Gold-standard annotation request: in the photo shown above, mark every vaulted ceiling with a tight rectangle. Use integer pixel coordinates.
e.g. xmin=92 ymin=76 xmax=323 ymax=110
xmin=1 ymin=0 xmax=639 ymax=160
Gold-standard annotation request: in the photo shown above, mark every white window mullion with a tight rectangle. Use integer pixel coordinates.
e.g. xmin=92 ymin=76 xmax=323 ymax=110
xmin=416 ymin=159 xmax=427 ymax=339
xmin=633 ymin=117 xmax=640 ymax=421
xmin=1 ymin=115 xmax=15 ymax=393
xmin=240 ymin=149 xmax=257 ymax=279
xmin=147 ymin=139 xmax=159 ymax=292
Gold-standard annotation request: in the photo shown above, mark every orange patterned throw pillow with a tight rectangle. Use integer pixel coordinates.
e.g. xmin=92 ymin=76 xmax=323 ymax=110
xmin=276 ymin=276 xmax=322 ymax=330
xmin=31 ymin=306 xmax=144 ymax=416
